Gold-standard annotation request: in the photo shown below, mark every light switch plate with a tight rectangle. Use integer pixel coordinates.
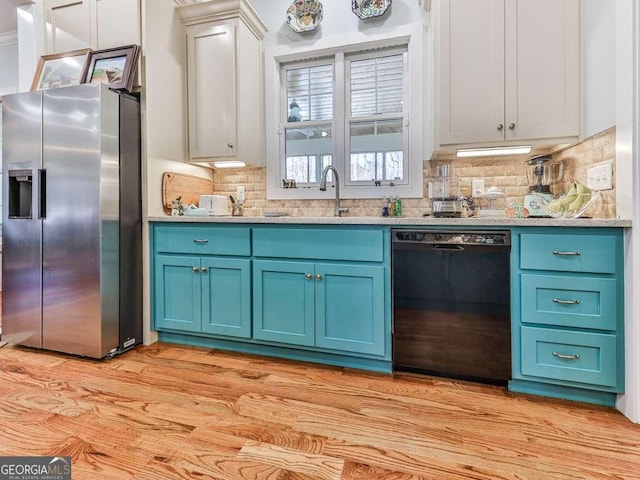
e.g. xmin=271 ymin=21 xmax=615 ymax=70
xmin=472 ymin=179 xmax=485 ymax=197
xmin=586 ymin=163 xmax=613 ymax=190
xmin=236 ymin=185 xmax=246 ymax=203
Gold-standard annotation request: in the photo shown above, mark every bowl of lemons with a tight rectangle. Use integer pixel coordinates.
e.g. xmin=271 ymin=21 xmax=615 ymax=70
xmin=538 ymin=181 xmax=600 ymax=219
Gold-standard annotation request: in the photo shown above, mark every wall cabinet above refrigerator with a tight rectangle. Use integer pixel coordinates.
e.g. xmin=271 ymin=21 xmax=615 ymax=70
xmin=177 ymin=0 xmax=267 ymax=168
xmin=437 ymin=0 xmax=580 ymax=149
xmin=43 ymin=0 xmax=141 ymax=53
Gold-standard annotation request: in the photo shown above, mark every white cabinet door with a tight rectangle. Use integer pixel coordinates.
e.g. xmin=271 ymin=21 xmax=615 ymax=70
xmin=439 ymin=0 xmax=505 ymax=145
xmin=44 ymin=0 xmax=91 ymax=54
xmin=438 ymin=0 xmax=580 ymax=147
xmin=186 ymin=21 xmax=237 ymax=161
xmin=505 ymin=0 xmax=580 ymax=141
xmin=96 ymin=0 xmax=140 ymax=49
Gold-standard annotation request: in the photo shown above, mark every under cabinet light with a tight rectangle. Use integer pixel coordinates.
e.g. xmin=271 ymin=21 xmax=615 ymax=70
xmin=212 ymin=161 xmax=246 ymax=168
xmin=456 ymin=146 xmax=532 ymax=158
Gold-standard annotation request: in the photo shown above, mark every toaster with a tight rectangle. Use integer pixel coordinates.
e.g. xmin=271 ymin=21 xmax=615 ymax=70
xmin=199 ymin=195 xmax=229 ymax=216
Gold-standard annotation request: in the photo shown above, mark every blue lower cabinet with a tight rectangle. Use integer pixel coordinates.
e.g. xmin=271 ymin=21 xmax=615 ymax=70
xmin=253 ymin=260 xmax=316 ymax=346
xmin=521 ymin=326 xmax=617 ymax=388
xmin=511 ymin=227 xmax=624 ymax=405
xmin=154 ymin=255 xmax=202 ymax=332
xmin=154 ymin=254 xmax=251 ymax=338
xmin=202 ymin=257 xmax=252 ymax=338
xmin=315 ymin=264 xmax=385 ymax=355
xmin=253 ymin=260 xmax=386 ymax=355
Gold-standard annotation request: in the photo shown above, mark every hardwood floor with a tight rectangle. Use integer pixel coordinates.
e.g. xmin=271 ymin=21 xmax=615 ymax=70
xmin=0 ymin=342 xmax=638 ymax=479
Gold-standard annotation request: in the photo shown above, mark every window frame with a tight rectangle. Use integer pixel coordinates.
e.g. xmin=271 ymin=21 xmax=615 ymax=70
xmin=265 ymin=23 xmax=427 ymax=200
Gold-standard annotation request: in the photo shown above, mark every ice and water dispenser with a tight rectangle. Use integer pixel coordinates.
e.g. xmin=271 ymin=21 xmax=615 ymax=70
xmin=8 ymin=169 xmax=33 ymax=219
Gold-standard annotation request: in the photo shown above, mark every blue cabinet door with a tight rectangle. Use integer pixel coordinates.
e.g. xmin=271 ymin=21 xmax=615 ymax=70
xmin=315 ymin=264 xmax=386 ymax=355
xmin=253 ymin=260 xmax=315 ymax=346
xmin=154 ymin=255 xmax=202 ymax=332
xmin=201 ymin=257 xmax=252 ymax=338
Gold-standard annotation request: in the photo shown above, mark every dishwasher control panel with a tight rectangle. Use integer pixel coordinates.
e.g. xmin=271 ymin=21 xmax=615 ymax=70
xmin=393 ymin=230 xmax=511 ymax=246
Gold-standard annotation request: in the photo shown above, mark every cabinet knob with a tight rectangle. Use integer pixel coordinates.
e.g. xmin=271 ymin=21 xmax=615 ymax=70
xmin=509 ymin=123 xmax=516 ymax=129
xmin=305 ymin=273 xmax=313 ymax=280
xmin=497 ymin=124 xmax=504 ymax=131
xmin=200 ymin=267 xmax=208 ymax=273
xmin=315 ymin=274 xmax=322 ymax=281
xmin=227 ymin=143 xmax=234 ymax=148
xmin=192 ymin=266 xmax=199 ymax=272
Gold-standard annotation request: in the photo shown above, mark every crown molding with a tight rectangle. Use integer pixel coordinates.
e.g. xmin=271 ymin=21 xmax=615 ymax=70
xmin=176 ymin=0 xmax=267 ymax=39
xmin=0 ymin=30 xmax=18 ymax=48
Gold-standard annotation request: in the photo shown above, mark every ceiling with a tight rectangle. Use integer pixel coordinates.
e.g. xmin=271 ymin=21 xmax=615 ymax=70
xmin=0 ymin=0 xmax=17 ymax=35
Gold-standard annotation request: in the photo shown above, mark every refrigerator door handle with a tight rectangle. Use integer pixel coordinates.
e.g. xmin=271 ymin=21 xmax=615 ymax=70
xmin=38 ymin=169 xmax=46 ymax=219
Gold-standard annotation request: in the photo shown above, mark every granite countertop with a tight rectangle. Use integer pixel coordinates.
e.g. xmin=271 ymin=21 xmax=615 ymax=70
xmin=147 ymin=215 xmax=632 ymax=228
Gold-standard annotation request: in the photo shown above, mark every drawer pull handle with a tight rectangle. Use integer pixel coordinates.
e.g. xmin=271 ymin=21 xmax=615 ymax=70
xmin=553 ymin=298 xmax=580 ymax=305
xmin=193 ymin=239 xmax=209 ymax=244
xmin=553 ymin=351 xmax=580 ymax=361
xmin=305 ymin=274 xmax=313 ymax=280
xmin=192 ymin=266 xmax=199 ymax=272
xmin=553 ymin=250 xmax=581 ymax=256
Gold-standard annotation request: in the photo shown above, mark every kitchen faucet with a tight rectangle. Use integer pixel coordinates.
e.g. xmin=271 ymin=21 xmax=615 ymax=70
xmin=319 ymin=165 xmax=348 ymax=217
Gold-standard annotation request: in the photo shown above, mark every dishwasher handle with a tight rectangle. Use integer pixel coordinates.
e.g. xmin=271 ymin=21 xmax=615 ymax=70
xmin=432 ymin=244 xmax=465 ymax=251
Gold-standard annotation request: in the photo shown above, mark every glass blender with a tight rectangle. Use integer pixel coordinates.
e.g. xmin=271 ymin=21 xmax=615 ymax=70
xmin=429 ymin=164 xmax=463 ymax=217
xmin=523 ymin=155 xmax=564 ymax=217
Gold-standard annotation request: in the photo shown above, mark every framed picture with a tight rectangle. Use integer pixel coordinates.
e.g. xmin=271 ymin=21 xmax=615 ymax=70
xmin=83 ymin=45 xmax=140 ymax=92
xmin=30 ymin=49 xmax=92 ymax=92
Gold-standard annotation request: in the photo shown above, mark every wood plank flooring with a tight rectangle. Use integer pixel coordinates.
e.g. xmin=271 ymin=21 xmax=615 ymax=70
xmin=0 ymin=342 xmax=638 ymax=479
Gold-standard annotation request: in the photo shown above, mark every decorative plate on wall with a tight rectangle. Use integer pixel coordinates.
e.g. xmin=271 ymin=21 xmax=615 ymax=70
xmin=352 ymin=0 xmax=392 ymax=19
xmin=286 ymin=0 xmax=323 ymax=33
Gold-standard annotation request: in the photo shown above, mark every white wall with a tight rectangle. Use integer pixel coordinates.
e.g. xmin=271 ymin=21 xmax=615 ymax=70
xmin=617 ymin=0 xmax=639 ymax=423
xmin=140 ymin=0 xmax=213 ymax=345
xmin=142 ymin=0 xmax=212 ymax=218
xmin=251 ymin=0 xmax=425 ymax=47
xmin=583 ymin=0 xmax=616 ymax=138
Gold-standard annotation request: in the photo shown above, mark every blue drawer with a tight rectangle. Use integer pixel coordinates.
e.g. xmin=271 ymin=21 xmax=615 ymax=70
xmin=253 ymin=228 xmax=384 ymax=262
xmin=521 ymin=326 xmax=617 ymax=388
xmin=520 ymin=233 xmax=617 ymax=274
xmin=521 ymin=274 xmax=617 ymax=331
xmin=155 ymin=224 xmax=251 ymax=256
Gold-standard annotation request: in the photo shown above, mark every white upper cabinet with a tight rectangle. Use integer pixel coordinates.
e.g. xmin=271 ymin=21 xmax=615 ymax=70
xmin=43 ymin=0 xmax=140 ymax=53
xmin=96 ymin=0 xmax=141 ymax=49
xmin=438 ymin=0 xmax=580 ymax=148
xmin=44 ymin=0 xmax=92 ymax=53
xmin=186 ymin=22 xmax=237 ymax=160
xmin=178 ymin=0 xmax=267 ymax=167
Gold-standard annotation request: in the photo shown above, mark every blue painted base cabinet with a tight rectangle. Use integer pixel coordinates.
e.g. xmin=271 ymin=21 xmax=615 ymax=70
xmin=151 ymin=223 xmax=392 ymax=372
xmin=154 ymin=255 xmax=251 ymax=338
xmin=253 ymin=260 xmax=385 ymax=355
xmin=510 ymin=228 xmax=625 ymax=406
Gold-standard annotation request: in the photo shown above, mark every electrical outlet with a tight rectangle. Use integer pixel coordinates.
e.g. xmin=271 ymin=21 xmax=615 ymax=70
xmin=586 ymin=163 xmax=613 ymax=190
xmin=472 ymin=179 xmax=485 ymax=197
xmin=236 ymin=185 xmax=246 ymax=203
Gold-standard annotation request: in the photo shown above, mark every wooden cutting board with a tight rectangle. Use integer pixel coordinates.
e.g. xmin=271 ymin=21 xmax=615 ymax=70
xmin=162 ymin=172 xmax=214 ymax=214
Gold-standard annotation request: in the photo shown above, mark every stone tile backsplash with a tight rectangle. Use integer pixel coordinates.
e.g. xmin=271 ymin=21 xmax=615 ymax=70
xmin=211 ymin=128 xmax=616 ymax=218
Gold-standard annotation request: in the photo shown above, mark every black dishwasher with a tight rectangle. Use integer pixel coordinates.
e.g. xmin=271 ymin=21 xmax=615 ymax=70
xmin=392 ymin=230 xmax=511 ymax=385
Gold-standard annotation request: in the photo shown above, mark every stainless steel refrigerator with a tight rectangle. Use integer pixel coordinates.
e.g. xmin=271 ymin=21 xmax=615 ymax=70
xmin=1 ymin=83 xmax=142 ymax=358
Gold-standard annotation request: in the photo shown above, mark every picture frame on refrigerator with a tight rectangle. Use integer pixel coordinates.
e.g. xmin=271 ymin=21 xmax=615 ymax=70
xmin=30 ymin=48 xmax=92 ymax=92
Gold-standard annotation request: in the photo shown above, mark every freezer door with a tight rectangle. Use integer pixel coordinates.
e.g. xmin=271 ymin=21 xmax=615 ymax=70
xmin=41 ymin=84 xmax=120 ymax=358
xmin=2 ymin=91 xmax=43 ymax=349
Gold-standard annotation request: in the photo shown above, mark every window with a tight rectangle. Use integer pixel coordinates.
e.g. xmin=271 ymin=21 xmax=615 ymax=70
xmin=265 ymin=24 xmax=426 ymax=200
